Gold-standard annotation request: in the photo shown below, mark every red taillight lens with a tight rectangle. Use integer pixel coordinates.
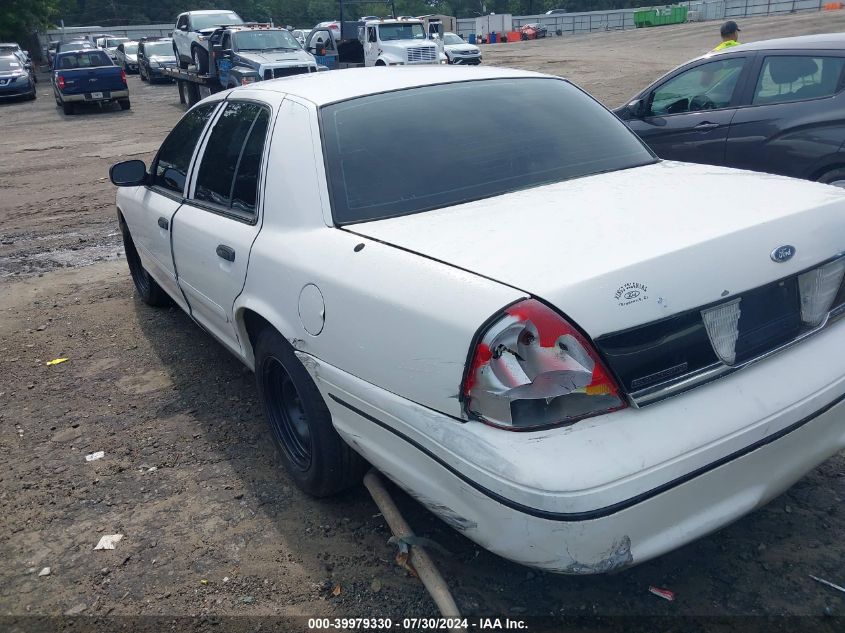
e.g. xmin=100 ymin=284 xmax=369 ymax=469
xmin=463 ymin=299 xmax=626 ymax=430
xmin=57 ymin=75 xmax=65 ymax=90
xmin=120 ymin=70 xmax=127 ymax=85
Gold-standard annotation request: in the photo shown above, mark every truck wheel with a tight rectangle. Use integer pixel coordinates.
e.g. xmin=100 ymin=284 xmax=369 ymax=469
xmin=121 ymin=219 xmax=170 ymax=307
xmin=62 ymin=102 xmax=74 ymax=115
xmin=375 ymin=60 xmax=386 ymax=66
xmin=254 ymin=327 xmax=366 ymax=497
xmin=191 ymin=46 xmax=208 ymax=74
xmin=119 ymin=98 xmax=131 ymax=111
xmin=818 ymin=168 xmax=845 ymax=189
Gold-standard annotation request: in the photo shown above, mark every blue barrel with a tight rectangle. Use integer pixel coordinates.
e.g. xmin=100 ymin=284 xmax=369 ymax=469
xmin=468 ymin=33 xmax=476 ymax=44
xmin=490 ymin=31 xmax=497 ymax=44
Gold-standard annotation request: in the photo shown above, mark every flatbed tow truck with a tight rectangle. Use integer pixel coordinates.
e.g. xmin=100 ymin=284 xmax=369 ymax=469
xmin=162 ymin=22 xmax=318 ymax=107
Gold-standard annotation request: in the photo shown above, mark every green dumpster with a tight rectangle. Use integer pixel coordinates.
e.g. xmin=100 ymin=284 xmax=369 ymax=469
xmin=635 ymin=5 xmax=687 ymax=28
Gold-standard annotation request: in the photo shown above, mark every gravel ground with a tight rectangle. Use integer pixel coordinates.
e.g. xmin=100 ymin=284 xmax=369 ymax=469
xmin=1 ymin=11 xmax=845 ymax=626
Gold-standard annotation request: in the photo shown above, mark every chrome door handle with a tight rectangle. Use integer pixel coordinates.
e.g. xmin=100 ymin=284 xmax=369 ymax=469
xmin=216 ymin=244 xmax=235 ymax=262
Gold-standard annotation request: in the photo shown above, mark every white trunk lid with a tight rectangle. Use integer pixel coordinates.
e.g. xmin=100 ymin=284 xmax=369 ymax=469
xmin=350 ymin=162 xmax=845 ymax=336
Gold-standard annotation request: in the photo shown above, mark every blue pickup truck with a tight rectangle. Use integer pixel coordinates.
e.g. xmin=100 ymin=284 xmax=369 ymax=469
xmin=52 ymin=49 xmax=130 ymax=115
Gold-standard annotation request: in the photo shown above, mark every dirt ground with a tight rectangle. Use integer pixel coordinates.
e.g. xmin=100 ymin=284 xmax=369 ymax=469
xmin=2 ymin=11 xmax=845 ymax=627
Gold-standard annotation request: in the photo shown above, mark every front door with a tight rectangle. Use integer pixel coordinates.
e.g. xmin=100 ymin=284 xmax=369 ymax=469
xmin=626 ymin=56 xmax=749 ymax=165
xmin=172 ymin=100 xmax=272 ymax=355
xmin=121 ymin=101 xmax=219 ymax=308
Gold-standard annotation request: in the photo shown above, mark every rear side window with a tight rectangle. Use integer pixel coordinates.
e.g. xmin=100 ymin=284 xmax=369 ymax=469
xmin=193 ymin=102 xmax=269 ymax=218
xmin=321 ymin=78 xmax=655 ymax=224
xmin=753 ymin=55 xmax=845 ymax=105
xmin=152 ymin=103 xmax=217 ymax=195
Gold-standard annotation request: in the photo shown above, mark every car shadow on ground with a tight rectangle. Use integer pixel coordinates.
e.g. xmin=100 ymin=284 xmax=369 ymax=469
xmin=131 ymin=293 xmax=845 ymax=620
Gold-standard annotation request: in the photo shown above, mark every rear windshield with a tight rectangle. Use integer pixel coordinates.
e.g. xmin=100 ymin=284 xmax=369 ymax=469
xmin=107 ymin=38 xmax=128 ymax=47
xmin=58 ymin=51 xmax=113 ymax=69
xmin=321 ymin=78 xmax=656 ymax=224
xmin=123 ymin=44 xmax=138 ymax=54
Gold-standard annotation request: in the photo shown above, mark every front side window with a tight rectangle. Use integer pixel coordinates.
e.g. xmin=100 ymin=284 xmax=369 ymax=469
xmin=651 ymin=57 xmax=746 ymax=115
xmin=193 ymin=102 xmax=269 ymax=217
xmin=321 ymin=78 xmax=655 ymax=224
xmin=753 ymin=55 xmax=845 ymax=105
xmin=152 ymin=103 xmax=217 ymax=194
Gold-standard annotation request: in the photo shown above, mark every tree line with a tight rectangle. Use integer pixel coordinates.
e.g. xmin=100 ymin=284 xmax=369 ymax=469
xmin=1 ymin=0 xmax=661 ymax=43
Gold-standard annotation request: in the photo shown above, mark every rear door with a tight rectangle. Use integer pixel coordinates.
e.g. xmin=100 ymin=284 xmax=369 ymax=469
xmin=725 ymin=51 xmax=845 ymax=179
xmin=121 ymin=102 xmax=219 ymax=307
xmin=625 ymin=54 xmax=753 ymax=165
xmin=171 ymin=99 xmax=272 ymax=354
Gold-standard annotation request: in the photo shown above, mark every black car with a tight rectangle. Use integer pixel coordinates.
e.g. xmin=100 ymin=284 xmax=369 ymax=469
xmin=616 ymin=33 xmax=845 ymax=188
xmin=0 ymin=54 xmax=36 ymax=101
xmin=138 ymin=38 xmax=177 ymax=82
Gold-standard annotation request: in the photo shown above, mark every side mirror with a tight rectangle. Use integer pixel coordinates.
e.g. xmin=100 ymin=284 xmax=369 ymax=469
xmin=110 ymin=160 xmax=147 ymax=187
xmin=626 ymin=98 xmax=648 ymax=119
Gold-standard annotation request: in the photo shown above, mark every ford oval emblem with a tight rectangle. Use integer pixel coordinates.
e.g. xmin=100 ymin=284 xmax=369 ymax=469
xmin=770 ymin=245 xmax=796 ymax=263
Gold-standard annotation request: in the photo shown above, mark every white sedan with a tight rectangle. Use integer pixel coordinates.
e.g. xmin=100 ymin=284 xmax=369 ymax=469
xmin=109 ymin=66 xmax=845 ymax=573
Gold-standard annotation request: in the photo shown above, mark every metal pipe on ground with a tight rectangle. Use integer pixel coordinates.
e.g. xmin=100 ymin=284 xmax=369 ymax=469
xmin=363 ymin=469 xmax=462 ymax=625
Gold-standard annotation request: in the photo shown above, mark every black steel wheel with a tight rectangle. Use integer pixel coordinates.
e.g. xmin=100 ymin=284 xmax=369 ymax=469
xmin=254 ymin=327 xmax=366 ymax=496
xmin=263 ymin=355 xmax=312 ymax=470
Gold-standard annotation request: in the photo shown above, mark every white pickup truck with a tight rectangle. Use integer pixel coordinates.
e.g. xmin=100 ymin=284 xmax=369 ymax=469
xmin=306 ymin=17 xmax=445 ymax=68
xmin=109 ymin=67 xmax=845 ymax=574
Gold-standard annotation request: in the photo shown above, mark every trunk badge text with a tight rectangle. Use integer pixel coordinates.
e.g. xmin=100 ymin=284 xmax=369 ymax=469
xmin=771 ymin=245 xmax=796 ymax=263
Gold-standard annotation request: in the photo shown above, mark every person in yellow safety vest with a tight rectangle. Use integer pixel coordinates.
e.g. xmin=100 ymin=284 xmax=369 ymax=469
xmin=713 ymin=21 xmax=741 ymax=51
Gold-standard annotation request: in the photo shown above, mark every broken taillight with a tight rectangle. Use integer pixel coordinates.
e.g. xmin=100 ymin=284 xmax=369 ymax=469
xmin=463 ymin=299 xmax=626 ymax=430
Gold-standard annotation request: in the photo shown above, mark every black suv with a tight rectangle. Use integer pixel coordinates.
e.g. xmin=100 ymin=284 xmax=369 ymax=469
xmin=616 ymin=33 xmax=845 ymax=188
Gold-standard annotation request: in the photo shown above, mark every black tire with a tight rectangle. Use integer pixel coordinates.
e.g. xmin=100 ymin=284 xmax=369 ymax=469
xmin=62 ymin=102 xmax=74 ymax=115
xmin=375 ymin=60 xmax=386 ymax=66
xmin=191 ymin=45 xmax=208 ymax=74
xmin=120 ymin=219 xmax=170 ymax=307
xmin=818 ymin=168 xmax=845 ymax=189
xmin=255 ymin=327 xmax=366 ymax=497
xmin=119 ymin=98 xmax=131 ymax=111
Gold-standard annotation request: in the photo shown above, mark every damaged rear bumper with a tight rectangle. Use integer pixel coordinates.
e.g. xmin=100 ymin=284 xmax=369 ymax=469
xmin=299 ymin=322 xmax=845 ymax=573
